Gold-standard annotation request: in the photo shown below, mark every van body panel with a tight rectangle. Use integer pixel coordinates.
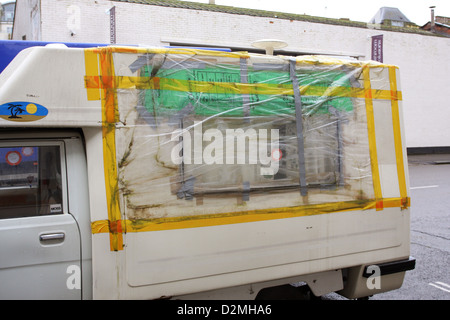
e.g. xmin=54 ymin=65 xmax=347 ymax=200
xmin=0 ymin=45 xmax=413 ymax=299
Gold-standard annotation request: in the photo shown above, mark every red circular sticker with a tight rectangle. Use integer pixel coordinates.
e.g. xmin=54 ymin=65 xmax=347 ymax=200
xmin=22 ymin=147 xmax=34 ymax=157
xmin=271 ymin=148 xmax=282 ymax=161
xmin=6 ymin=151 xmax=22 ymax=166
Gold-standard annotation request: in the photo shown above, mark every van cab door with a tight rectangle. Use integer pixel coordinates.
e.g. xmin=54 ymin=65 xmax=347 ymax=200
xmin=0 ymin=136 xmax=83 ymax=299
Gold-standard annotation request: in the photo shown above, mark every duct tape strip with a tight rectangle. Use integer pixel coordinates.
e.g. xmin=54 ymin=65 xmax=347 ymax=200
xmin=240 ymin=58 xmax=250 ymax=119
xmin=363 ymin=65 xmax=383 ymax=210
xmin=242 ymin=181 xmax=250 ymax=202
xmin=91 ymin=197 xmax=410 ymax=234
xmin=290 ymin=59 xmax=308 ymax=196
xmin=389 ymin=67 xmax=408 ymax=208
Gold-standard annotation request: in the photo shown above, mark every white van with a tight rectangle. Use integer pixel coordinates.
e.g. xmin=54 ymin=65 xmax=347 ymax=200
xmin=0 ymin=44 xmax=414 ymax=299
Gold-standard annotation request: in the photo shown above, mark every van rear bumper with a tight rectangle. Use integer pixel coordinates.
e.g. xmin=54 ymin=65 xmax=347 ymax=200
xmin=362 ymin=256 xmax=416 ymax=278
xmin=339 ymin=256 xmax=416 ymax=299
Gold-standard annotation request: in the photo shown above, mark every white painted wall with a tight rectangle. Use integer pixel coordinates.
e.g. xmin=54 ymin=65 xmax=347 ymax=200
xmin=12 ymin=0 xmax=41 ymax=41
xmin=383 ymin=32 xmax=450 ymax=148
xmin=0 ymin=21 xmax=13 ymax=40
xmin=12 ymin=0 xmax=450 ymax=148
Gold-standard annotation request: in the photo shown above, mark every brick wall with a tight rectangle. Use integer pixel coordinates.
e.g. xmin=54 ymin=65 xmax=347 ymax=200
xmin=436 ymin=16 xmax=450 ymax=25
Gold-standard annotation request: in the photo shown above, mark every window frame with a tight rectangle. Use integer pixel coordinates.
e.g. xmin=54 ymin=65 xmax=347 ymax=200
xmin=174 ymin=114 xmax=342 ymax=200
xmin=0 ymin=140 xmax=68 ymax=219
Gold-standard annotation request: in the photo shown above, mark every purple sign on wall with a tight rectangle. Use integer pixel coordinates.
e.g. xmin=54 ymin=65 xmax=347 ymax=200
xmin=110 ymin=6 xmax=116 ymax=44
xmin=371 ymin=35 xmax=383 ymax=62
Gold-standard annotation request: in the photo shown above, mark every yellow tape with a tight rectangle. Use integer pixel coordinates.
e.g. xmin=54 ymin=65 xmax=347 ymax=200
xmin=389 ymin=67 xmax=408 ymax=208
xmin=109 ymin=46 xmax=250 ymax=59
xmin=96 ymin=47 xmax=123 ymax=251
xmin=293 ymin=55 xmax=401 ymax=69
xmin=363 ymin=66 xmax=383 ymax=210
xmin=86 ymin=46 xmax=402 ymax=68
xmin=84 ymin=46 xmax=407 ymax=249
xmin=84 ymin=50 xmax=101 ymax=101
xmin=91 ymin=197 xmax=410 ymax=234
xmin=85 ymin=75 xmax=402 ymax=102
xmin=83 ymin=47 xmax=402 ymax=101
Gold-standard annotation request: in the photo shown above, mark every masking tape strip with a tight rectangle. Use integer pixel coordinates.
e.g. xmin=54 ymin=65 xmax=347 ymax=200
xmin=84 ymin=75 xmax=402 ymax=101
xmin=294 ymin=56 xmax=401 ymax=69
xmin=103 ymin=47 xmax=397 ymax=68
xmin=363 ymin=66 xmax=383 ymax=210
xmin=84 ymin=49 xmax=101 ymax=101
xmin=97 ymin=47 xmax=123 ymax=251
xmin=87 ymin=46 xmax=404 ymax=68
xmin=389 ymin=67 xmax=408 ymax=208
xmin=84 ymin=47 xmax=406 ymax=249
xmin=109 ymin=46 xmax=251 ymax=59
xmin=91 ymin=197 xmax=410 ymax=234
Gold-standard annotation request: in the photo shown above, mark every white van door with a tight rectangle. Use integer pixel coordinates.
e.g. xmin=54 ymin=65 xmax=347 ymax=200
xmin=0 ymin=139 xmax=81 ymax=299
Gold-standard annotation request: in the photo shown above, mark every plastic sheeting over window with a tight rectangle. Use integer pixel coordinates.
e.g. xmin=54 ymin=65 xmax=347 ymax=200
xmin=84 ymin=47 xmax=408 ymax=249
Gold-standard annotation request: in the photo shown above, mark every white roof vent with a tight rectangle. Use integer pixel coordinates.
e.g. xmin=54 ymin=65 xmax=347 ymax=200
xmin=45 ymin=43 xmax=68 ymax=49
xmin=251 ymin=39 xmax=288 ymax=55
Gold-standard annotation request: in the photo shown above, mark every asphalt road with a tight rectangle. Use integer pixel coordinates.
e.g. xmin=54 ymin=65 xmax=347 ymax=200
xmin=324 ymin=154 xmax=450 ymax=300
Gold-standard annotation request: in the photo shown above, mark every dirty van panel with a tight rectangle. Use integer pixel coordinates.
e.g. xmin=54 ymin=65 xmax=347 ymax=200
xmin=125 ymin=209 xmax=404 ymax=287
xmin=114 ymin=53 xmax=376 ymax=224
xmin=0 ymin=140 xmax=81 ymax=299
xmin=96 ymin=50 xmax=410 ymax=297
xmin=0 ymin=46 xmax=411 ymax=299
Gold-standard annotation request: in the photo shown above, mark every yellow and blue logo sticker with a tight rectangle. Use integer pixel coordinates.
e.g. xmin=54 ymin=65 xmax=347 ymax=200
xmin=0 ymin=102 xmax=48 ymax=122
